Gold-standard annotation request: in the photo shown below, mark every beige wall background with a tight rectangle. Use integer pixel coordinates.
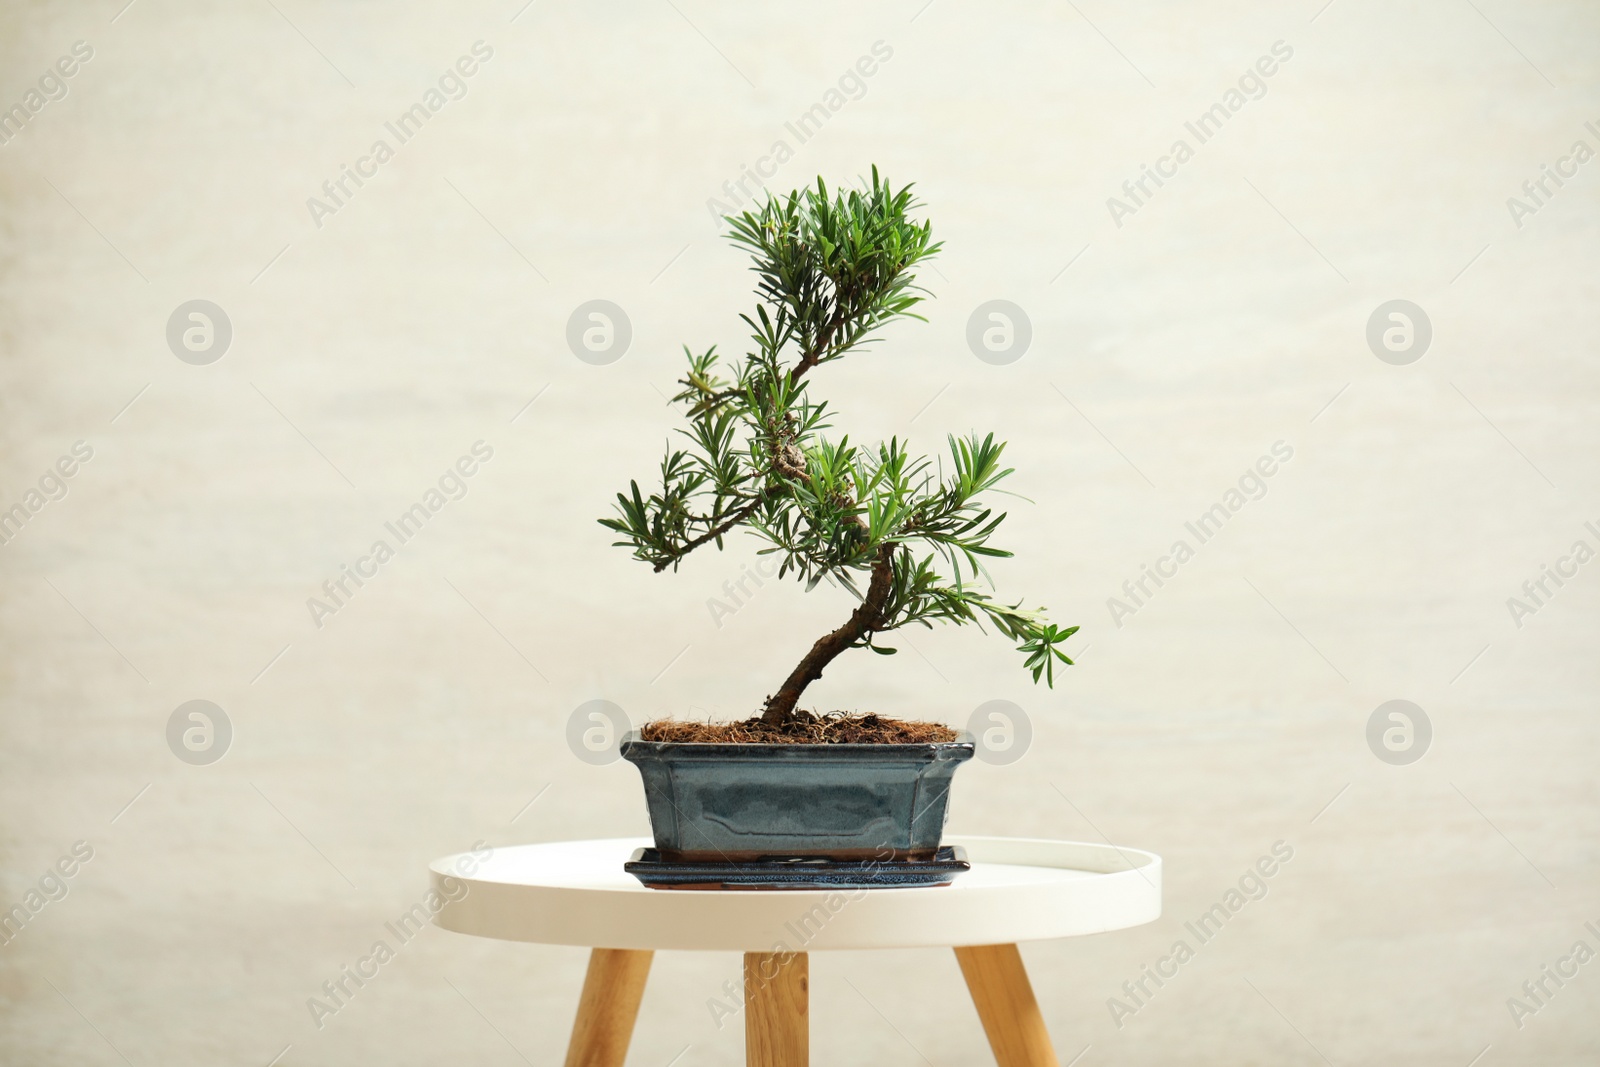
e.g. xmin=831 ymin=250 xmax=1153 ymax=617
xmin=2 ymin=1 xmax=1597 ymax=1064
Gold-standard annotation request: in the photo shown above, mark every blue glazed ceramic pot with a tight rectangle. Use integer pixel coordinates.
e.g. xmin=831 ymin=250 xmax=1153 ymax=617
xmin=619 ymin=732 xmax=975 ymax=862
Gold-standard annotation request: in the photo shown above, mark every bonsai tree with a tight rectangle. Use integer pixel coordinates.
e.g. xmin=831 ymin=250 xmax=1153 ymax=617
xmin=601 ymin=169 xmax=1077 ymax=732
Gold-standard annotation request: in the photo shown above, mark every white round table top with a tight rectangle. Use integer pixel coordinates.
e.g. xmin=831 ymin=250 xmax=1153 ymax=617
xmin=430 ymin=836 xmax=1161 ymax=952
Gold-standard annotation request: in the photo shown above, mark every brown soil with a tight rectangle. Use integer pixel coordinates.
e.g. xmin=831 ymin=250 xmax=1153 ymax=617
xmin=639 ymin=710 xmax=958 ymax=745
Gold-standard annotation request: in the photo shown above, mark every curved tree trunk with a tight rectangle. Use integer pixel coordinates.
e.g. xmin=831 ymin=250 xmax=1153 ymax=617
xmin=761 ymin=544 xmax=896 ymax=726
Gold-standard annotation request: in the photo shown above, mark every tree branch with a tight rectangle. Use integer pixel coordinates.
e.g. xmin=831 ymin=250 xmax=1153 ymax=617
xmin=651 ymin=495 xmax=766 ymax=572
xmin=787 ymin=313 xmax=841 ymax=386
xmin=761 ymin=542 xmax=896 ymax=724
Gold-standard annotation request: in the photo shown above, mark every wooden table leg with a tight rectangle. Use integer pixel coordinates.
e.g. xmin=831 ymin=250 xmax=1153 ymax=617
xmin=563 ymin=948 xmax=653 ymax=1067
xmin=954 ymin=944 xmax=1061 ymax=1067
xmin=745 ymin=951 xmax=808 ymax=1066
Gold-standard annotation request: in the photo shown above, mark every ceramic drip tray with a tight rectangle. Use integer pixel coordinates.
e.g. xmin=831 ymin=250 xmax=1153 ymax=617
xmin=624 ymin=845 xmax=970 ymax=890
